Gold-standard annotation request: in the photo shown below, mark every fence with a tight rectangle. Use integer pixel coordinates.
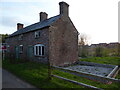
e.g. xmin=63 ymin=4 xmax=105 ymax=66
xmin=48 ymin=65 xmax=120 ymax=89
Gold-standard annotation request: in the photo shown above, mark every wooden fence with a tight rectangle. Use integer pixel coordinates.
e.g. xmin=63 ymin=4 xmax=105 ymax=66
xmin=48 ymin=66 xmax=99 ymax=89
xmin=48 ymin=65 xmax=120 ymax=89
xmin=52 ymin=74 xmax=102 ymax=89
xmin=52 ymin=66 xmax=120 ymax=83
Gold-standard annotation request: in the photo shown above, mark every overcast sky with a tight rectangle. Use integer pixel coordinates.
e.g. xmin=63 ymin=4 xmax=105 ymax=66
xmin=0 ymin=0 xmax=119 ymax=44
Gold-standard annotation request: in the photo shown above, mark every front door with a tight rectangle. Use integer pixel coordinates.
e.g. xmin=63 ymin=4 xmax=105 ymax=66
xmin=15 ymin=46 xmax=19 ymax=59
xmin=27 ymin=46 xmax=33 ymax=59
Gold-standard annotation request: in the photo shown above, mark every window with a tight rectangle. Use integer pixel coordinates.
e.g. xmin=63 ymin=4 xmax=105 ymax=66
xmin=18 ymin=34 xmax=23 ymax=40
xmin=35 ymin=31 xmax=40 ymax=38
xmin=19 ymin=45 xmax=23 ymax=53
xmin=7 ymin=45 xmax=10 ymax=52
xmin=34 ymin=44 xmax=44 ymax=56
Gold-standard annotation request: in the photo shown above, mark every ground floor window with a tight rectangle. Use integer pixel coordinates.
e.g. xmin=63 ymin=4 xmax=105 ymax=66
xmin=34 ymin=44 xmax=44 ymax=56
xmin=19 ymin=45 xmax=23 ymax=53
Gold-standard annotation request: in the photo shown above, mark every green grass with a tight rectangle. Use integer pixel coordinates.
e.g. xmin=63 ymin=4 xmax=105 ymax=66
xmin=2 ymin=57 xmax=120 ymax=88
xmin=53 ymin=69 xmax=120 ymax=89
xmin=3 ymin=60 xmax=83 ymax=88
xmin=80 ymin=56 xmax=120 ymax=80
xmin=80 ymin=57 xmax=120 ymax=65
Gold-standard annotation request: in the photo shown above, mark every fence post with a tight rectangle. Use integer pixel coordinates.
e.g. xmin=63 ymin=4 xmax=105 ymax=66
xmin=2 ymin=50 xmax=5 ymax=60
xmin=48 ymin=58 xmax=52 ymax=80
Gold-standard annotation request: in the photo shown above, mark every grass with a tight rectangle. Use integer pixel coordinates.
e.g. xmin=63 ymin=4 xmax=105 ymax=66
xmin=116 ymin=70 xmax=120 ymax=79
xmin=3 ymin=60 xmax=83 ymax=88
xmin=2 ymin=57 xmax=120 ymax=89
xmin=80 ymin=57 xmax=120 ymax=65
xmin=80 ymin=56 xmax=120 ymax=80
xmin=53 ymin=69 xmax=120 ymax=89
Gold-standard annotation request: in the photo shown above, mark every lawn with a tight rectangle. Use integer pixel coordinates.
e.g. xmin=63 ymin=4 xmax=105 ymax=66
xmin=80 ymin=57 xmax=120 ymax=65
xmin=2 ymin=57 xmax=120 ymax=89
xmin=2 ymin=60 xmax=83 ymax=88
xmin=80 ymin=56 xmax=120 ymax=80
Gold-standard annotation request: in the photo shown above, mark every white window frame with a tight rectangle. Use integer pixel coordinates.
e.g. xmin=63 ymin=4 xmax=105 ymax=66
xmin=34 ymin=44 xmax=44 ymax=56
xmin=35 ymin=31 xmax=40 ymax=38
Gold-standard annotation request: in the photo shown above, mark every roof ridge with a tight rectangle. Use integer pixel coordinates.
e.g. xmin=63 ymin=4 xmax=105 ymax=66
xmin=9 ymin=15 xmax=60 ymax=37
xmin=18 ymin=15 xmax=60 ymax=30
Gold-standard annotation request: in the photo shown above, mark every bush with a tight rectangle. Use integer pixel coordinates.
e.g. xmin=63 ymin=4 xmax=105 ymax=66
xmin=95 ymin=47 xmax=103 ymax=57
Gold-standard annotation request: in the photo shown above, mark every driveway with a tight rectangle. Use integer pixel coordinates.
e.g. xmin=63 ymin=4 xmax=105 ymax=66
xmin=2 ymin=69 xmax=38 ymax=88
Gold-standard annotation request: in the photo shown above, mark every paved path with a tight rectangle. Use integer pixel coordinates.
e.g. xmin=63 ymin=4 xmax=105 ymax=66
xmin=2 ymin=69 xmax=38 ymax=88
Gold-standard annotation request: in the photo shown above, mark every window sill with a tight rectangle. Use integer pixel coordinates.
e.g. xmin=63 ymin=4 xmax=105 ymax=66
xmin=34 ymin=55 xmax=45 ymax=57
xmin=35 ymin=37 xmax=40 ymax=39
xmin=19 ymin=52 xmax=23 ymax=54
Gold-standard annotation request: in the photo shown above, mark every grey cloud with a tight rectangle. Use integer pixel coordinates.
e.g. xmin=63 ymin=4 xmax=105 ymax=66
xmin=1 ymin=16 xmax=18 ymax=27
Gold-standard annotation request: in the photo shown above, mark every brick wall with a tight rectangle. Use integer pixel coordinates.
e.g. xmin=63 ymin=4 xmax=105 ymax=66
xmin=49 ymin=16 xmax=78 ymax=66
xmin=6 ymin=27 xmax=49 ymax=63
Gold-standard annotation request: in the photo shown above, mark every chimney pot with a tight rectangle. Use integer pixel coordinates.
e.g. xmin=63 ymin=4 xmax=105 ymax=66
xmin=17 ymin=23 xmax=24 ymax=30
xmin=39 ymin=12 xmax=48 ymax=21
xmin=59 ymin=1 xmax=69 ymax=16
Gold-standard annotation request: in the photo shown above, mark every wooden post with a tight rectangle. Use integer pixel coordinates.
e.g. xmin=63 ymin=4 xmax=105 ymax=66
xmin=2 ymin=50 xmax=5 ymax=60
xmin=48 ymin=59 xmax=52 ymax=80
xmin=48 ymin=30 xmax=52 ymax=80
xmin=52 ymin=75 xmax=102 ymax=90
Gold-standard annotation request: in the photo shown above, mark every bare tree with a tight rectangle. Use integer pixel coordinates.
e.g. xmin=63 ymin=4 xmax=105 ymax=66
xmin=78 ymin=33 xmax=89 ymax=46
xmin=78 ymin=33 xmax=90 ymax=57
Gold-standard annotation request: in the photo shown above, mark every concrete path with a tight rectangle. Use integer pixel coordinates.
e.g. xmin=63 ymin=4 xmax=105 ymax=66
xmin=2 ymin=69 xmax=38 ymax=88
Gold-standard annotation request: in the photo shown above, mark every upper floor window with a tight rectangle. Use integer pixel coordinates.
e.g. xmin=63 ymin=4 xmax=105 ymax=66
xmin=35 ymin=31 xmax=40 ymax=38
xmin=19 ymin=45 xmax=23 ymax=53
xmin=18 ymin=34 xmax=23 ymax=40
xmin=34 ymin=44 xmax=44 ymax=56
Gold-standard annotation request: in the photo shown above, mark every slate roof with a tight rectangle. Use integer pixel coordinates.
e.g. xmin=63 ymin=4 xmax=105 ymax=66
xmin=9 ymin=15 xmax=60 ymax=37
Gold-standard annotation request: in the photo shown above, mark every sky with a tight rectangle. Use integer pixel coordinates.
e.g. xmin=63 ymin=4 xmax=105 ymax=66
xmin=0 ymin=0 xmax=119 ymax=44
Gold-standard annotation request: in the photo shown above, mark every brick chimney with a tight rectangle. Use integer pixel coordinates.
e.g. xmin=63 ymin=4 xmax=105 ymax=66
xmin=17 ymin=23 xmax=24 ymax=30
xmin=39 ymin=12 xmax=48 ymax=21
xmin=59 ymin=1 xmax=69 ymax=16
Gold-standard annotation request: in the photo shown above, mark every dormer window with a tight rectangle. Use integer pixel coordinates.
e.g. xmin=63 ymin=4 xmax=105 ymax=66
xmin=18 ymin=34 xmax=23 ymax=40
xmin=35 ymin=31 xmax=40 ymax=38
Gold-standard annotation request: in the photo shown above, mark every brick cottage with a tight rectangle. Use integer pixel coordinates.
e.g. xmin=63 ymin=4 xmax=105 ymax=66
xmin=5 ymin=1 xmax=79 ymax=66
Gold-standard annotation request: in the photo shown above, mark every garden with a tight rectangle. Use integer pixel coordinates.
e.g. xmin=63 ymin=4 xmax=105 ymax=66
xmin=2 ymin=56 xmax=120 ymax=89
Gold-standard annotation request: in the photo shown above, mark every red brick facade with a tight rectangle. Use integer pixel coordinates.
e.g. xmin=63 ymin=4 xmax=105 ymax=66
xmin=5 ymin=1 xmax=78 ymax=66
